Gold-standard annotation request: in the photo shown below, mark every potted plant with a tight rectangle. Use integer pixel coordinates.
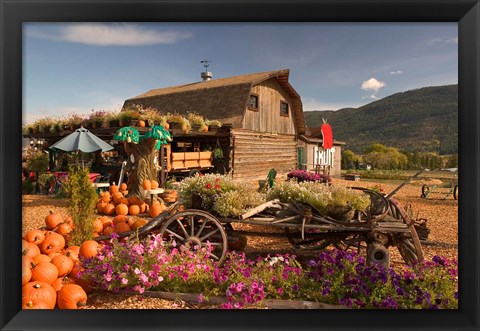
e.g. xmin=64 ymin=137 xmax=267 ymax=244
xmin=166 ymin=113 xmax=190 ymax=132
xmin=205 ymin=119 xmax=222 ymax=131
xmin=187 ymin=113 xmax=207 ymax=131
xmin=102 ymin=111 xmax=120 ymax=128
xmin=36 ymin=117 xmax=54 ymax=133
xmin=65 ymin=113 xmax=84 ymax=131
xmin=212 ymin=147 xmax=224 ymax=160
xmin=51 ymin=118 xmax=64 ymax=133
xmin=89 ymin=110 xmax=108 ymax=129
xmin=119 ymin=108 xmax=140 ymax=127
xmin=139 ymin=107 xmax=165 ymax=127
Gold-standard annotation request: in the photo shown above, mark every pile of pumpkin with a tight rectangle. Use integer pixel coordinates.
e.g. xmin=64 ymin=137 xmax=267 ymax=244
xmin=21 ymin=211 xmax=100 ymax=309
xmin=22 ymin=210 xmax=153 ymax=309
xmin=95 ymin=180 xmax=174 ymax=219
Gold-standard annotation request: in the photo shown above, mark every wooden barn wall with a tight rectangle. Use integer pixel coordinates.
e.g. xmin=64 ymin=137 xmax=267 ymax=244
xmin=242 ymin=79 xmax=297 ymax=135
xmin=231 ymin=129 xmax=297 ymax=179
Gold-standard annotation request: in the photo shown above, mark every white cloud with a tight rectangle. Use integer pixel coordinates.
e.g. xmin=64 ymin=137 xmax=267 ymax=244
xmin=389 ymin=70 xmax=403 ymax=75
xmin=428 ymin=36 xmax=458 ymax=46
xmin=28 ymin=23 xmax=192 ymax=46
xmin=360 ymin=77 xmax=386 ymax=100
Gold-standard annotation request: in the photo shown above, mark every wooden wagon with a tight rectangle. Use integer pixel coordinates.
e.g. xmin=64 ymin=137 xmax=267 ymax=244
xmin=95 ymin=185 xmax=424 ymax=268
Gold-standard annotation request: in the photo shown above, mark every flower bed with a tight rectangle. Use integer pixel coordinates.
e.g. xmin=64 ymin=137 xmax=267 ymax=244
xmin=287 ymin=169 xmax=332 ymax=184
xmin=81 ymin=233 xmax=458 ymax=309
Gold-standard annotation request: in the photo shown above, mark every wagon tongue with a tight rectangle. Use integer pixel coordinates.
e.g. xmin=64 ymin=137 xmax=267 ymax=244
xmin=386 ymin=169 xmax=426 ymax=199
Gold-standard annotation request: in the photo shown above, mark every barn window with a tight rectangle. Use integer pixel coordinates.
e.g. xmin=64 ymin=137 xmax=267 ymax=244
xmin=280 ymin=101 xmax=289 ymax=116
xmin=248 ymin=94 xmax=259 ymax=111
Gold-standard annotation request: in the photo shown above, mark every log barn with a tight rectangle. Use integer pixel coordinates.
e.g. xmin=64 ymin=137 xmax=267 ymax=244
xmin=122 ymin=68 xmax=343 ymax=179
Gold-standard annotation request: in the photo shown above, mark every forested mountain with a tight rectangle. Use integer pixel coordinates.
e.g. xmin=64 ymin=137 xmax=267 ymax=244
xmin=304 ymin=85 xmax=458 ymax=154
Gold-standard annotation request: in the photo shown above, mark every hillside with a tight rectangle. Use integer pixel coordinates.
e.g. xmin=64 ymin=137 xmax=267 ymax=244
xmin=304 ymin=85 xmax=458 ymax=154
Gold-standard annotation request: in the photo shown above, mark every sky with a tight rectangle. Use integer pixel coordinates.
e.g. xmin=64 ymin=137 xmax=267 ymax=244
xmin=23 ymin=22 xmax=458 ymax=124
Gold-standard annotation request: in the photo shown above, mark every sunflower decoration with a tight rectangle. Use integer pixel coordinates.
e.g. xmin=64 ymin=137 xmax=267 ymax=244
xmin=114 ymin=126 xmax=140 ymax=144
xmin=142 ymin=125 xmax=172 ymax=150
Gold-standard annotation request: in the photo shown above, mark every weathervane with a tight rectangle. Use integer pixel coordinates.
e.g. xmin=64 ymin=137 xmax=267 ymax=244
xmin=201 ymin=59 xmax=212 ymax=70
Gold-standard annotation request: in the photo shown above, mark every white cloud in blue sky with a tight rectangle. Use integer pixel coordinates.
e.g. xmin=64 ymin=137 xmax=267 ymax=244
xmin=27 ymin=23 xmax=193 ymax=46
xmin=23 ymin=22 xmax=458 ymax=124
xmin=361 ymin=78 xmax=386 ymax=100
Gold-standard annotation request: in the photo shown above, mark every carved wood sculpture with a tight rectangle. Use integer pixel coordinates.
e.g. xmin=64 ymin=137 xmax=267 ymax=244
xmin=113 ymin=126 xmax=171 ymax=197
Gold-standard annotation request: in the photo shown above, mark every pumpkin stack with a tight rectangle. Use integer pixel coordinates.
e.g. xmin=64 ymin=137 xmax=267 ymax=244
xmin=95 ymin=183 xmax=153 ymax=217
xmin=22 ymin=210 xmax=92 ymax=309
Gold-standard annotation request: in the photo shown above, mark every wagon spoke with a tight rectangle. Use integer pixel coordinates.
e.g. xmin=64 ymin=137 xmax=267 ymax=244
xmin=200 ymin=228 xmax=220 ymax=241
xmin=195 ymin=219 xmax=208 ymax=237
xmin=165 ymin=229 xmax=185 ymax=241
xmin=175 ymin=218 xmax=189 ymax=238
xmin=188 ymin=215 xmax=195 ymax=237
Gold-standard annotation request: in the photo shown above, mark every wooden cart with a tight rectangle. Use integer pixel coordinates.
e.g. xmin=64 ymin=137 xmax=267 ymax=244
xmin=95 ymin=186 xmax=424 ymax=268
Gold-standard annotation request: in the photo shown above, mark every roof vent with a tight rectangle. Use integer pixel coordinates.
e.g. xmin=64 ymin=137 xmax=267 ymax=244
xmin=200 ymin=59 xmax=212 ymax=82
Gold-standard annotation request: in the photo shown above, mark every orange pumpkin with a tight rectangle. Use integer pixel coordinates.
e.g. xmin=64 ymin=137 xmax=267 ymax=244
xmin=30 ymin=261 xmax=59 ymax=285
xmin=92 ymin=218 xmax=104 ymax=233
xmin=119 ymin=197 xmax=130 ymax=206
xmin=128 ymin=195 xmax=143 ymax=205
xmin=55 ymin=223 xmax=73 ymax=237
xmin=139 ymin=203 xmax=148 ymax=214
xmin=57 ymin=284 xmax=88 ymax=309
xmin=79 ymin=240 xmax=99 ymax=259
xmin=96 ymin=200 xmax=107 ymax=213
xmin=32 ymin=254 xmax=51 ymax=264
xmin=116 ymin=203 xmax=129 ymax=216
xmin=52 ymin=276 xmax=76 ymax=292
xmin=112 ymin=214 xmax=129 ymax=225
xmin=24 ymin=230 xmax=46 ymax=245
xmin=50 ymin=254 xmax=74 ymax=277
xmin=109 ymin=184 xmax=119 ymax=194
xmin=22 ymin=281 xmax=56 ymax=309
xmin=22 ymin=256 xmax=33 ymax=285
xmin=149 ymin=202 xmax=165 ymax=218
xmin=100 ymin=192 xmax=111 ymax=203
xmin=40 ymin=232 xmax=65 ymax=255
xmin=64 ymin=245 xmax=80 ymax=255
xmin=22 ymin=242 xmax=41 ymax=258
xmin=131 ymin=219 xmax=147 ymax=231
xmin=103 ymin=203 xmax=116 ymax=215
xmin=120 ymin=183 xmax=128 ymax=191
xmin=112 ymin=192 xmax=124 ymax=204
xmin=69 ymin=265 xmax=93 ymax=294
xmin=137 ymin=120 xmax=146 ymax=127
xmin=142 ymin=179 xmax=151 ymax=190
xmin=45 ymin=211 xmax=63 ymax=230
xmin=22 ymin=299 xmax=52 ymax=309
xmin=99 ymin=216 xmax=112 ymax=228
xmin=114 ymin=222 xmax=131 ymax=233
xmin=102 ymin=226 xmax=115 ymax=236
xmin=128 ymin=204 xmax=140 ymax=216
xmin=150 ymin=180 xmax=159 ymax=189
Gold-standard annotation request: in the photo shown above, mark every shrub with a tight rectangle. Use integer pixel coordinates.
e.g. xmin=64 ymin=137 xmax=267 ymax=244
xmin=63 ymin=166 xmax=98 ymax=245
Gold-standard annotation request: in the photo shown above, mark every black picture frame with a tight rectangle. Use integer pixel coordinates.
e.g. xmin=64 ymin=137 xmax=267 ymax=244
xmin=1 ymin=1 xmax=479 ymax=330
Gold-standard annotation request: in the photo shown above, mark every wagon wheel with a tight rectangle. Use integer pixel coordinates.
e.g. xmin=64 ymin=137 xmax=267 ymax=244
xmin=159 ymin=209 xmax=228 ymax=264
xmin=421 ymin=184 xmax=430 ymax=198
xmin=384 ymin=198 xmax=424 ymax=266
xmin=188 ymin=169 xmax=202 ymax=177
xmin=453 ymin=185 xmax=458 ymax=200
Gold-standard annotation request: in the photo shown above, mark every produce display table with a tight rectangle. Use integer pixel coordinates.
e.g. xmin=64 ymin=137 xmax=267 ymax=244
xmin=143 ymin=188 xmax=165 ymax=202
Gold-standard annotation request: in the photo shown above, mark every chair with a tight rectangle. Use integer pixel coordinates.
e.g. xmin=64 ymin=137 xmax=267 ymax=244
xmin=258 ymin=168 xmax=277 ymax=192
xmin=92 ymin=173 xmax=111 ymax=194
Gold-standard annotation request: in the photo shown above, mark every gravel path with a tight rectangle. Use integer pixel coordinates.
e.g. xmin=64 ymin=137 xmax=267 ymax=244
xmin=22 ymin=177 xmax=458 ymax=309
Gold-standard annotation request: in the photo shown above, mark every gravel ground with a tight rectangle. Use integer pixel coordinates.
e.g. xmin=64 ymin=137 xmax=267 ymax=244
xmin=22 ymin=177 xmax=458 ymax=309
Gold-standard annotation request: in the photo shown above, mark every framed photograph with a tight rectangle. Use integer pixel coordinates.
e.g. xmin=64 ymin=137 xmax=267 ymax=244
xmin=1 ymin=0 xmax=479 ymax=330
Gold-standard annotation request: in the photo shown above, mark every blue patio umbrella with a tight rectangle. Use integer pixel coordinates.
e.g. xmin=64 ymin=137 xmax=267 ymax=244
xmin=49 ymin=127 xmax=114 ymax=167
